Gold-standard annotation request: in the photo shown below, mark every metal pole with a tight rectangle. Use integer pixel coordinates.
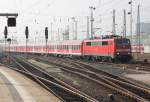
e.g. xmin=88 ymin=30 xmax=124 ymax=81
xmin=7 ymin=38 xmax=11 ymax=63
xmin=130 ymin=0 xmax=133 ymax=44
xmin=5 ymin=38 xmax=6 ymax=56
xmin=46 ymin=39 xmax=48 ymax=54
xmin=25 ymin=26 xmax=29 ymax=59
xmin=89 ymin=6 xmax=95 ymax=39
xmin=71 ymin=19 xmax=74 ymax=40
xmin=112 ymin=9 xmax=116 ymax=35
xmin=72 ymin=17 xmax=78 ymax=40
xmin=91 ymin=8 xmax=93 ymax=38
xmin=71 ymin=17 xmax=75 ymax=40
xmin=87 ymin=16 xmax=89 ymax=39
xmin=26 ymin=39 xmax=27 ymax=58
xmin=67 ymin=25 xmax=70 ymax=40
xmin=75 ymin=20 xmax=77 ymax=40
xmin=123 ymin=10 xmax=127 ymax=38
xmin=4 ymin=26 xmax=8 ymax=57
xmin=58 ymin=28 xmax=60 ymax=41
xmin=138 ymin=5 xmax=141 ymax=54
xmin=9 ymin=42 xmax=10 ymax=63
xmin=50 ymin=22 xmax=53 ymax=40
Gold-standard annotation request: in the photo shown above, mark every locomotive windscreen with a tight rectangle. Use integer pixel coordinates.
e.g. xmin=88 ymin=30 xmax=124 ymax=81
xmin=115 ymin=39 xmax=130 ymax=45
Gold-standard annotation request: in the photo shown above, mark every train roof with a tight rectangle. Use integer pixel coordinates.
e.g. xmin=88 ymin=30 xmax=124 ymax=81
xmin=48 ymin=40 xmax=82 ymax=45
xmin=83 ymin=38 xmax=114 ymax=42
xmin=84 ymin=35 xmax=130 ymax=42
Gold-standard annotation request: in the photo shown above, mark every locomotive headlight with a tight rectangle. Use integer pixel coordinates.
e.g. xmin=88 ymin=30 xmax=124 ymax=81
xmin=117 ymin=52 xmax=120 ymax=55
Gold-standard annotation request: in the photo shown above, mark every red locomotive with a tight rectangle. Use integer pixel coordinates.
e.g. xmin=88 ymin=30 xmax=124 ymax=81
xmin=8 ymin=35 xmax=132 ymax=62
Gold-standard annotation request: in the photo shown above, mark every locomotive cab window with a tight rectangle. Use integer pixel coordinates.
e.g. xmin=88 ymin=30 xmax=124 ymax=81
xmin=102 ymin=41 xmax=108 ymax=46
xmin=115 ymin=39 xmax=130 ymax=45
xmin=86 ymin=42 xmax=91 ymax=46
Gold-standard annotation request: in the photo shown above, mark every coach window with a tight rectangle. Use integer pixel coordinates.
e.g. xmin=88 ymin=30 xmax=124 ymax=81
xmin=75 ymin=45 xmax=77 ymax=50
xmin=91 ymin=42 xmax=96 ymax=46
xmin=62 ymin=45 xmax=64 ymax=49
xmin=57 ymin=45 xmax=59 ymax=49
xmin=64 ymin=45 xmax=66 ymax=49
xmin=86 ymin=42 xmax=91 ymax=46
xmin=59 ymin=45 xmax=60 ymax=49
xmin=102 ymin=41 xmax=108 ymax=46
xmin=53 ymin=45 xmax=55 ymax=49
xmin=66 ymin=45 xmax=67 ymax=49
xmin=53 ymin=45 xmax=54 ymax=49
xmin=74 ymin=45 xmax=76 ymax=50
xmin=67 ymin=45 xmax=69 ymax=50
xmin=79 ymin=45 xmax=81 ymax=49
xmin=61 ymin=45 xmax=62 ymax=49
xmin=76 ymin=45 xmax=78 ymax=50
xmin=56 ymin=45 xmax=57 ymax=49
xmin=78 ymin=45 xmax=80 ymax=50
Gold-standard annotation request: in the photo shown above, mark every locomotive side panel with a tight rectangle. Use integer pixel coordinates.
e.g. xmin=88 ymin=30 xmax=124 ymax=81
xmin=82 ymin=39 xmax=115 ymax=58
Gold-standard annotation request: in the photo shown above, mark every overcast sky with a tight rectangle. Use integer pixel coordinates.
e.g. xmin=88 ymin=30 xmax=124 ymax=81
xmin=0 ymin=0 xmax=149 ymax=42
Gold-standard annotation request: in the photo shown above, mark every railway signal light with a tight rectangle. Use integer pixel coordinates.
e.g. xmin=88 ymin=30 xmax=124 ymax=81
xmin=128 ymin=1 xmax=132 ymax=4
xmin=45 ymin=27 xmax=48 ymax=39
xmin=4 ymin=26 xmax=8 ymax=39
xmin=7 ymin=38 xmax=11 ymax=43
xmin=25 ymin=26 xmax=29 ymax=39
xmin=7 ymin=17 xmax=16 ymax=27
xmin=128 ymin=12 xmax=131 ymax=15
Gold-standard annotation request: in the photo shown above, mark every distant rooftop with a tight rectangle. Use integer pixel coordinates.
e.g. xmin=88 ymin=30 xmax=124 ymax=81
xmin=136 ymin=22 xmax=150 ymax=34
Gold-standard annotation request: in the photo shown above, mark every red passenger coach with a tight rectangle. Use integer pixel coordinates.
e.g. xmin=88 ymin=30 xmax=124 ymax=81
xmin=47 ymin=40 xmax=82 ymax=55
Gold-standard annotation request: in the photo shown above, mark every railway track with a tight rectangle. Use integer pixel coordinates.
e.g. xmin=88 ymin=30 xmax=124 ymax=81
xmin=112 ymin=62 xmax=150 ymax=72
xmin=9 ymin=56 xmax=99 ymax=102
xmin=26 ymin=55 xmax=150 ymax=102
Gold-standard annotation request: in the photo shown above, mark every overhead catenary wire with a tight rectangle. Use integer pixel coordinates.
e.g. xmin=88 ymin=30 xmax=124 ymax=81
xmin=18 ymin=0 xmax=57 ymax=17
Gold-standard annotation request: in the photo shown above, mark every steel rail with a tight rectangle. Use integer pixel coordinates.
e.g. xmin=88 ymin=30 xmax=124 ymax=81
xmin=11 ymin=56 xmax=99 ymax=102
xmin=31 ymin=56 xmax=149 ymax=102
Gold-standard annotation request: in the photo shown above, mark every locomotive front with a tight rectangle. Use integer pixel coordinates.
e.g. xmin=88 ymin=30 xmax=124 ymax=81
xmin=115 ymin=38 xmax=132 ymax=61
